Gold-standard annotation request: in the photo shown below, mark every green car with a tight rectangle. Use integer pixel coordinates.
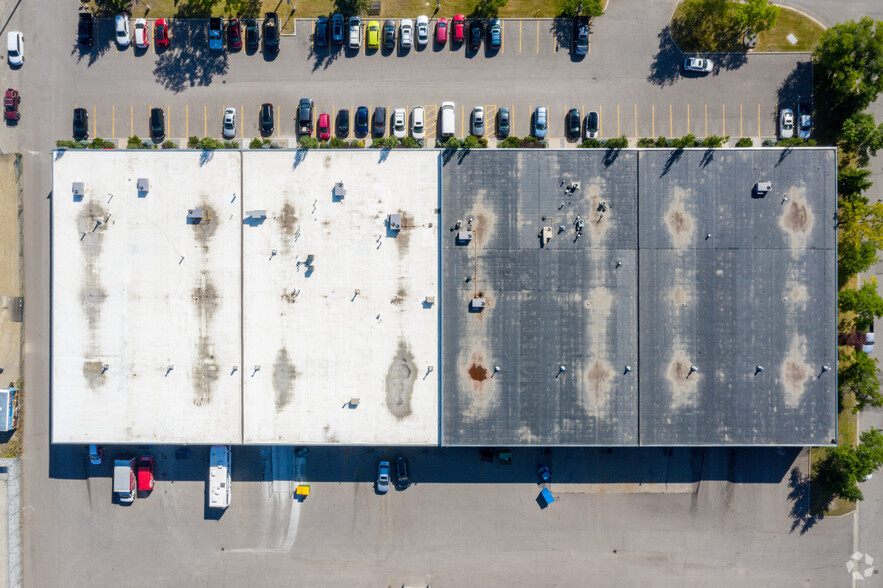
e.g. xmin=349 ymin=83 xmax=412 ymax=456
xmin=497 ymin=108 xmax=510 ymax=138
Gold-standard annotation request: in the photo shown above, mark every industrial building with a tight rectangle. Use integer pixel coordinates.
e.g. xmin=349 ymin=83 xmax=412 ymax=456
xmin=50 ymin=148 xmax=837 ymax=446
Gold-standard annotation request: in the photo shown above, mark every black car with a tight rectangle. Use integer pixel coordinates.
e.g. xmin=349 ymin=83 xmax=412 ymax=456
xmin=78 ymin=12 xmax=94 ymax=47
xmin=373 ymin=106 xmax=387 ymax=135
xmin=566 ymin=108 xmax=581 ymax=140
xmin=331 ymin=14 xmax=344 ymax=44
xmin=316 ymin=16 xmax=329 ymax=47
xmin=298 ymin=98 xmax=314 ymax=135
xmin=150 ymin=107 xmax=165 ymax=142
xmin=73 ymin=107 xmax=89 ymax=140
xmin=497 ymin=108 xmax=510 ymax=138
xmin=355 ymin=106 xmax=369 ymax=136
xmin=396 ymin=456 xmax=411 ymax=490
xmin=263 ymin=12 xmax=279 ymax=53
xmin=573 ymin=18 xmax=589 ymax=56
xmin=245 ymin=19 xmax=259 ymax=50
xmin=337 ymin=109 xmax=349 ymax=136
xmin=469 ymin=20 xmax=482 ymax=50
xmin=383 ymin=19 xmax=395 ymax=49
xmin=260 ymin=103 xmax=274 ymax=136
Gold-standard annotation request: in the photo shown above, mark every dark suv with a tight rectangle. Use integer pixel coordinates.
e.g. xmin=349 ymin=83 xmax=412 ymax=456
xmin=260 ymin=103 xmax=274 ymax=136
xmin=245 ymin=19 xmax=259 ymax=50
xmin=566 ymin=108 xmax=581 ymax=140
xmin=396 ymin=456 xmax=410 ymax=489
xmin=355 ymin=106 xmax=369 ymax=136
xmin=373 ymin=106 xmax=387 ymax=135
xmin=336 ymin=109 xmax=349 ymax=137
xmin=78 ymin=12 xmax=94 ymax=47
xmin=316 ymin=16 xmax=329 ymax=47
xmin=150 ymin=107 xmax=165 ymax=142
xmin=73 ymin=108 xmax=89 ymax=140
xmin=298 ymin=98 xmax=314 ymax=135
xmin=469 ymin=20 xmax=482 ymax=50
xmin=383 ymin=19 xmax=396 ymax=49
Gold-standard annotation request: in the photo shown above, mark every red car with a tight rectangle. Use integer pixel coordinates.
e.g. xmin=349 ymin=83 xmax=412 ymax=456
xmin=154 ymin=18 xmax=169 ymax=48
xmin=4 ymin=89 xmax=20 ymax=122
xmin=435 ymin=18 xmax=448 ymax=45
xmin=228 ymin=19 xmax=242 ymax=50
xmin=136 ymin=455 xmax=155 ymax=493
xmin=317 ymin=113 xmax=331 ymax=140
xmin=452 ymin=14 xmax=465 ymax=44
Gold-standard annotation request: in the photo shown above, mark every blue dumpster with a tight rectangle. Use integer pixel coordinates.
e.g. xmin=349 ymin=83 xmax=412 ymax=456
xmin=540 ymin=488 xmax=555 ymax=506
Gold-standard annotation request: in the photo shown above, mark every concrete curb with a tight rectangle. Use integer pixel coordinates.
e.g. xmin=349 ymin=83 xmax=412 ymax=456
xmin=0 ymin=459 xmax=21 ymax=588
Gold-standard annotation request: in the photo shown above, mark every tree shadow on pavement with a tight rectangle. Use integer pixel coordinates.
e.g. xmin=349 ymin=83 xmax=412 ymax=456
xmin=310 ymin=44 xmax=344 ymax=73
xmin=777 ymin=60 xmax=813 ymax=111
xmin=153 ymin=21 xmax=229 ymax=93
xmin=647 ymin=26 xmax=681 ymax=87
xmin=71 ymin=18 xmax=115 ymax=66
xmin=787 ymin=467 xmax=821 ymax=535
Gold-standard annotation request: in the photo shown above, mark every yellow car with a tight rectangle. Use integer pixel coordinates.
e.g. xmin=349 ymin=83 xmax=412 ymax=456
xmin=367 ymin=20 xmax=380 ymax=49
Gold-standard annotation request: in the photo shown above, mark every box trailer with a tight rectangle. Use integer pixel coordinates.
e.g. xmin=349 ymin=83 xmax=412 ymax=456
xmin=209 ymin=445 xmax=231 ymax=509
xmin=113 ymin=456 xmax=136 ymax=503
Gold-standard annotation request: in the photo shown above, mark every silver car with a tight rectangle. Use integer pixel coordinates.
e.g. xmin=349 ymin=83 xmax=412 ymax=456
xmin=400 ymin=19 xmax=413 ymax=48
xmin=471 ymin=106 xmax=485 ymax=136
xmin=223 ymin=107 xmax=236 ymax=139
xmin=392 ymin=108 xmax=407 ymax=139
xmin=416 ymin=15 xmax=429 ymax=46
xmin=683 ymin=57 xmax=713 ymax=73
xmin=348 ymin=16 xmax=361 ymax=49
xmin=779 ymin=108 xmax=794 ymax=139
xmin=534 ymin=106 xmax=547 ymax=139
xmin=376 ymin=460 xmax=390 ymax=494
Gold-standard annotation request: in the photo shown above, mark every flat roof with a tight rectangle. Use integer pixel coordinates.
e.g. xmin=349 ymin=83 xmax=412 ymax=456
xmin=51 ymin=150 xmax=439 ymax=445
xmin=51 ymin=148 xmax=836 ymax=446
xmin=440 ymin=149 xmax=836 ymax=446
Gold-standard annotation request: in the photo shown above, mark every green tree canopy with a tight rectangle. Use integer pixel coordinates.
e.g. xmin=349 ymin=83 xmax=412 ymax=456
xmin=839 ymin=277 xmax=883 ymax=331
xmin=814 ymin=18 xmax=883 ymax=120
xmin=840 ymin=351 xmax=883 ymax=412
xmin=814 ymin=428 xmax=883 ymax=505
xmin=838 ymin=198 xmax=883 ymax=250
xmin=838 ymin=166 xmax=873 ymax=200
xmin=469 ymin=0 xmax=508 ymax=18
xmin=839 ymin=240 xmax=878 ymax=283
xmin=734 ymin=0 xmax=779 ymax=34
xmin=558 ymin=0 xmax=604 ymax=18
xmin=840 ymin=112 xmax=883 ymax=165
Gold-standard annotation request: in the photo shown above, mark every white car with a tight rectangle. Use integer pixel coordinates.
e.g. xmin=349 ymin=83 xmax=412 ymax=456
xmin=863 ymin=324 xmax=875 ymax=354
xmin=223 ymin=107 xmax=236 ymax=139
xmin=348 ymin=16 xmax=361 ymax=49
xmin=471 ymin=106 xmax=485 ymax=136
xmin=6 ymin=31 xmax=22 ymax=66
xmin=779 ymin=108 xmax=794 ymax=139
xmin=392 ymin=108 xmax=407 ymax=139
xmin=416 ymin=15 xmax=429 ymax=46
xmin=683 ymin=57 xmax=713 ymax=73
xmin=400 ymin=18 xmax=413 ymax=48
xmin=115 ymin=15 xmax=130 ymax=47
xmin=411 ymin=106 xmax=425 ymax=140
xmin=134 ymin=18 xmax=149 ymax=49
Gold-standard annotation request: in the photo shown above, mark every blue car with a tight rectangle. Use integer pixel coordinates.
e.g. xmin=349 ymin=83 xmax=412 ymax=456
xmin=355 ymin=106 xmax=369 ymax=136
xmin=488 ymin=18 xmax=501 ymax=51
xmin=534 ymin=106 xmax=547 ymax=139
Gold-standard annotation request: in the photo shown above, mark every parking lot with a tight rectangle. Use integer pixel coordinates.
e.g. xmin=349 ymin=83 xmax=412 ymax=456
xmin=65 ymin=16 xmax=808 ymax=143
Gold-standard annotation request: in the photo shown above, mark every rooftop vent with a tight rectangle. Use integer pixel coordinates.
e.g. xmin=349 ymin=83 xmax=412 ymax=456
xmin=137 ymin=178 xmax=149 ymax=193
xmin=388 ymin=213 xmax=402 ymax=232
xmin=333 ymin=181 xmax=346 ymax=199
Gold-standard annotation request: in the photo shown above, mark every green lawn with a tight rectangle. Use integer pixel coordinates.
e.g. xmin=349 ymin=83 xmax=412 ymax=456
xmin=671 ymin=0 xmax=824 ymax=53
xmin=755 ymin=7 xmax=824 ymax=52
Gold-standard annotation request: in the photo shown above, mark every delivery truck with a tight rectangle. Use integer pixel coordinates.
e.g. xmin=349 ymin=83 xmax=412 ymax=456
xmin=113 ymin=456 xmax=136 ymax=504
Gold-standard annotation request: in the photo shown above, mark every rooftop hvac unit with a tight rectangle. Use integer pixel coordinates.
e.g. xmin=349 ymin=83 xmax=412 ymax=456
xmin=755 ymin=181 xmax=771 ymax=195
xmin=72 ymin=182 xmax=84 ymax=198
xmin=456 ymin=230 xmax=473 ymax=244
xmin=187 ymin=207 xmax=205 ymax=222
xmin=388 ymin=213 xmax=402 ymax=232
xmin=470 ymin=297 xmax=487 ymax=311
xmin=333 ymin=182 xmax=346 ymax=199
xmin=137 ymin=178 xmax=149 ymax=193
xmin=245 ymin=209 xmax=267 ymax=219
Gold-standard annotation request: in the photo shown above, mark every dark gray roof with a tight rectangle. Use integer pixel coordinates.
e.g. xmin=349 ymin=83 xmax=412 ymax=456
xmin=441 ymin=148 xmax=836 ymax=446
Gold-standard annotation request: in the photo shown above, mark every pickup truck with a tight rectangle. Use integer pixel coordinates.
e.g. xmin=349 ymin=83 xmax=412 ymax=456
xmin=113 ymin=456 xmax=136 ymax=504
xmin=298 ymin=98 xmax=314 ymax=136
xmin=208 ymin=17 xmax=223 ymax=51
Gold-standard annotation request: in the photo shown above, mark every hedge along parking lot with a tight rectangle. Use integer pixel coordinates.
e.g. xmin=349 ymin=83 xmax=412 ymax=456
xmin=87 ymin=0 xmax=586 ymax=19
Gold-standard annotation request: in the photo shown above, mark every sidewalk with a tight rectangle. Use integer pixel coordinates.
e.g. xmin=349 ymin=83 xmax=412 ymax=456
xmin=0 ymin=153 xmax=22 ymax=391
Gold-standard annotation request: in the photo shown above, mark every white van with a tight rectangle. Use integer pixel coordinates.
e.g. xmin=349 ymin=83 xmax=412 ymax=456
xmin=440 ymin=102 xmax=455 ymax=138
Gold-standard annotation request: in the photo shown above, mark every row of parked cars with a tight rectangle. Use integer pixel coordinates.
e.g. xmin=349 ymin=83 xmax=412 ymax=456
xmin=318 ymin=14 xmax=503 ymax=52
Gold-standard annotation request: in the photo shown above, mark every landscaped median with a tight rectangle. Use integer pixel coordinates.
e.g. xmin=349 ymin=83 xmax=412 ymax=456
xmin=671 ymin=0 xmax=825 ymax=53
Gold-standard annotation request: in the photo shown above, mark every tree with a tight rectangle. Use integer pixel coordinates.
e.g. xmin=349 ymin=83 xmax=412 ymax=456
xmin=838 ymin=198 xmax=883 ymax=249
xmin=734 ymin=0 xmax=779 ymax=34
xmin=558 ymin=0 xmax=604 ymax=18
xmin=839 ymin=166 xmax=873 ymax=200
xmin=225 ymin=0 xmax=261 ymax=18
xmin=334 ymin=0 xmax=371 ymax=17
xmin=816 ymin=428 xmax=883 ymax=505
xmin=840 ymin=351 xmax=883 ymax=412
xmin=670 ymin=0 xmax=732 ymax=52
xmin=839 ymin=277 xmax=883 ymax=331
xmin=94 ymin=0 xmax=130 ymax=13
xmin=814 ymin=18 xmax=883 ymax=120
xmin=839 ymin=240 xmax=878 ymax=281
xmin=839 ymin=112 xmax=883 ymax=165
xmin=469 ymin=0 xmax=508 ymax=18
